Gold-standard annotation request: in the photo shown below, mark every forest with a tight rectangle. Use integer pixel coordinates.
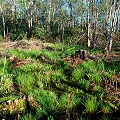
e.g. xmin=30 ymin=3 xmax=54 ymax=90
xmin=0 ymin=0 xmax=120 ymax=120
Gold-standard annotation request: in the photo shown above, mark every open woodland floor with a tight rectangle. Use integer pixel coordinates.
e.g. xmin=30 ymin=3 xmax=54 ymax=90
xmin=0 ymin=39 xmax=120 ymax=120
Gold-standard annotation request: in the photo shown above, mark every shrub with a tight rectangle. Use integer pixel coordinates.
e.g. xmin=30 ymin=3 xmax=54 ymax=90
xmin=34 ymin=27 xmax=46 ymax=40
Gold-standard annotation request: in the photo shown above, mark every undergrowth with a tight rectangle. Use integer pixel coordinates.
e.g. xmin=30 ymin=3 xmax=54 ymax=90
xmin=0 ymin=43 xmax=120 ymax=120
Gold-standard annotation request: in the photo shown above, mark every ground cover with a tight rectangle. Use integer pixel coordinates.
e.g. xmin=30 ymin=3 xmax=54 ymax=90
xmin=0 ymin=40 xmax=120 ymax=120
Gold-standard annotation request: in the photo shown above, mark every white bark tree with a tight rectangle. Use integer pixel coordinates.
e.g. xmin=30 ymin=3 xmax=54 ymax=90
xmin=87 ymin=0 xmax=91 ymax=47
xmin=0 ymin=1 xmax=6 ymax=39
xmin=104 ymin=0 xmax=119 ymax=53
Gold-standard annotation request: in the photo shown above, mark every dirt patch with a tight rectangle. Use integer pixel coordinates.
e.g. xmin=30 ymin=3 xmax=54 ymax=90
xmin=0 ymin=40 xmax=54 ymax=51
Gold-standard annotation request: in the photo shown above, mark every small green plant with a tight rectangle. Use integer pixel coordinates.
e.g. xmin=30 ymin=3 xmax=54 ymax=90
xmin=59 ymin=93 xmax=81 ymax=111
xmin=52 ymin=69 xmax=65 ymax=82
xmin=87 ymin=71 xmax=102 ymax=83
xmin=16 ymin=73 xmax=35 ymax=93
xmin=101 ymin=101 xmax=113 ymax=114
xmin=21 ymin=112 xmax=37 ymax=120
xmin=0 ymin=57 xmax=11 ymax=75
xmin=0 ymin=74 xmax=15 ymax=95
xmin=100 ymin=115 xmax=111 ymax=120
xmin=82 ymin=60 xmax=97 ymax=70
xmin=64 ymin=45 xmax=76 ymax=56
xmin=48 ymin=115 xmax=54 ymax=120
xmin=85 ymin=96 xmax=99 ymax=114
xmin=35 ymin=90 xmax=59 ymax=118
xmin=72 ymin=68 xmax=85 ymax=81
xmin=97 ymin=60 xmax=105 ymax=71
xmin=79 ymin=79 xmax=90 ymax=91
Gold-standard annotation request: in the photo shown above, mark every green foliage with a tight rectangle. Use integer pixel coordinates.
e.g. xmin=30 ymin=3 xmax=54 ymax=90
xmin=97 ymin=60 xmax=105 ymax=71
xmin=82 ymin=60 xmax=96 ymax=70
xmin=65 ymin=27 xmax=84 ymax=44
xmin=10 ymin=33 xmax=19 ymax=41
xmin=16 ymin=73 xmax=35 ymax=93
xmin=15 ymin=98 xmax=26 ymax=113
xmin=0 ymin=42 xmax=119 ymax=119
xmin=100 ymin=115 xmax=111 ymax=120
xmin=0 ymin=74 xmax=15 ymax=95
xmin=34 ymin=27 xmax=46 ymax=40
xmin=35 ymin=90 xmax=59 ymax=117
xmin=100 ymin=101 xmax=115 ymax=114
xmin=85 ymin=96 xmax=99 ymax=114
xmin=0 ymin=95 xmax=19 ymax=104
xmin=64 ymin=45 xmax=79 ymax=56
xmin=105 ymin=61 xmax=120 ymax=73
xmin=87 ymin=71 xmax=102 ymax=83
xmin=8 ymin=49 xmax=42 ymax=59
xmin=0 ymin=34 xmax=2 ymax=41
xmin=52 ymin=69 xmax=65 ymax=82
xmin=72 ymin=68 xmax=85 ymax=81
xmin=0 ymin=58 xmax=11 ymax=74
xmin=59 ymin=93 xmax=81 ymax=111
xmin=21 ymin=112 xmax=37 ymax=120
xmin=48 ymin=115 xmax=54 ymax=120
xmin=79 ymin=79 xmax=90 ymax=91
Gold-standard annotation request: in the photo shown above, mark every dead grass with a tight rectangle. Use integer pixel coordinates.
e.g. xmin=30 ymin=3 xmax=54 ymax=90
xmin=0 ymin=40 xmax=55 ymax=51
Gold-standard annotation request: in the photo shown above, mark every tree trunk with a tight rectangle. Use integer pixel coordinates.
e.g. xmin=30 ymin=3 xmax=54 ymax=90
xmin=3 ymin=14 xmax=6 ymax=39
xmin=62 ymin=25 xmax=64 ymax=51
xmin=108 ymin=0 xmax=118 ymax=51
xmin=87 ymin=1 xmax=91 ymax=47
xmin=46 ymin=0 xmax=52 ymax=35
xmin=93 ymin=0 xmax=98 ymax=48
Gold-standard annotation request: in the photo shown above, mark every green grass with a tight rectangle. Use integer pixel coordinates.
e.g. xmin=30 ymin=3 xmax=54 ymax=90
xmin=0 ymin=42 xmax=119 ymax=119
xmin=85 ymin=96 xmax=99 ymax=114
xmin=58 ymin=93 xmax=82 ymax=111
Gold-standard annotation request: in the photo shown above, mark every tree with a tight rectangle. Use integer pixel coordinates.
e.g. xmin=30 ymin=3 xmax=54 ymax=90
xmin=0 ymin=0 xmax=7 ymax=39
xmin=87 ymin=0 xmax=91 ymax=47
xmin=103 ymin=0 xmax=119 ymax=54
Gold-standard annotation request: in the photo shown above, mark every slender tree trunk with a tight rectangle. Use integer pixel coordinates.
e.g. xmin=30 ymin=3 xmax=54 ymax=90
xmin=3 ymin=14 xmax=5 ymax=39
xmin=69 ymin=1 xmax=75 ymax=28
xmin=93 ymin=0 xmax=98 ymax=48
xmin=69 ymin=1 xmax=72 ymax=28
xmin=59 ymin=0 xmax=65 ymax=51
xmin=62 ymin=24 xmax=64 ymax=51
xmin=87 ymin=1 xmax=91 ymax=47
xmin=108 ymin=6 xmax=113 ymax=51
xmin=109 ymin=0 xmax=118 ymax=51
xmin=104 ymin=0 xmax=111 ymax=54
xmin=0 ymin=6 xmax=6 ymax=39
xmin=27 ymin=1 xmax=34 ymax=39
xmin=30 ymin=2 xmax=33 ymax=28
xmin=46 ymin=0 xmax=52 ymax=34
